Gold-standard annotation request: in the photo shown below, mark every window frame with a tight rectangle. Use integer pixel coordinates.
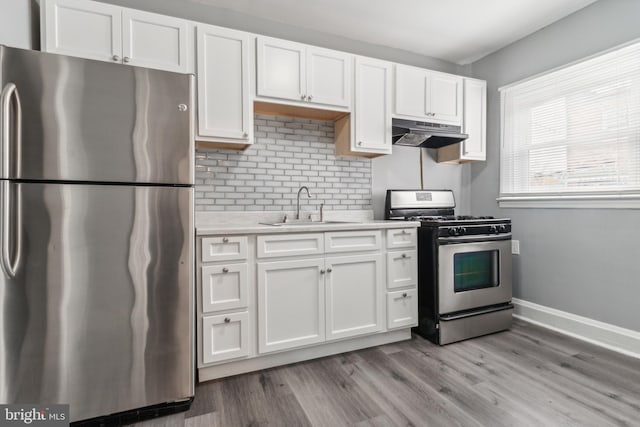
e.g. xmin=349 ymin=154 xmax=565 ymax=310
xmin=497 ymin=38 xmax=640 ymax=209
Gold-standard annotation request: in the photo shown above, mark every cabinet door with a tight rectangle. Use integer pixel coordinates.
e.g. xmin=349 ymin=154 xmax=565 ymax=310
xmin=256 ymin=37 xmax=306 ymax=101
xmin=197 ymin=24 xmax=252 ymax=141
xmin=394 ymin=64 xmax=428 ymax=119
xmin=461 ymin=78 xmax=487 ymax=160
xmin=122 ymin=9 xmax=189 ymax=73
xmin=201 ymin=263 xmax=248 ymax=313
xmin=429 ymin=72 xmax=463 ymax=125
xmin=325 ymin=254 xmax=384 ymax=341
xmin=354 ymin=57 xmax=392 ymax=154
xmin=258 ymin=259 xmax=325 ymax=353
xmin=202 ymin=311 xmax=249 ymax=364
xmin=387 ymin=289 xmax=418 ymax=329
xmin=306 ymin=47 xmax=351 ymax=108
xmin=42 ymin=0 xmax=122 ymax=63
xmin=386 ymin=250 xmax=417 ymax=289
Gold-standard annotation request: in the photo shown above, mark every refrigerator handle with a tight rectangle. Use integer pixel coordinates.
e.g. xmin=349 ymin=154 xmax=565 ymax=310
xmin=1 ymin=82 xmax=22 ymax=178
xmin=1 ymin=181 xmax=21 ymax=277
xmin=0 ymin=83 xmax=22 ymax=277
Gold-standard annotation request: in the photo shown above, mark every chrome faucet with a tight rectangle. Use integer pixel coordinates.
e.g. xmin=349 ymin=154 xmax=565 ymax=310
xmin=296 ymin=186 xmax=312 ymax=219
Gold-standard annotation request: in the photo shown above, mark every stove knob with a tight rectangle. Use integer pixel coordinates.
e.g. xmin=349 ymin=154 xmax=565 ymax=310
xmin=448 ymin=227 xmax=458 ymax=236
xmin=489 ymin=225 xmax=498 ymax=234
xmin=458 ymin=227 xmax=467 ymax=235
xmin=499 ymin=224 xmax=508 ymax=233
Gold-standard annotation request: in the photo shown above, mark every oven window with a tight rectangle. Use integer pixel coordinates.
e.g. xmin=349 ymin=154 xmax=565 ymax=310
xmin=453 ymin=250 xmax=499 ymax=292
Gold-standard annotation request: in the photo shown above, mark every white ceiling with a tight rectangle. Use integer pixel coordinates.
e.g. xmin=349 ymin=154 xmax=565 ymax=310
xmin=188 ymin=0 xmax=598 ymax=64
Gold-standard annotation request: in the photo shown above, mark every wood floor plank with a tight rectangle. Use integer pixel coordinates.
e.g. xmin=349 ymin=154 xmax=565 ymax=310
xmin=147 ymin=320 xmax=640 ymax=427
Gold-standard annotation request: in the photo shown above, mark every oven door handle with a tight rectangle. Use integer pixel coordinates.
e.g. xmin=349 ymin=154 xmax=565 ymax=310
xmin=438 ymin=233 xmax=512 ymax=244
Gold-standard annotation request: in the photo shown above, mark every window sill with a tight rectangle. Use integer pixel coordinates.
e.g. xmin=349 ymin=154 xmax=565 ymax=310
xmin=497 ymin=193 xmax=640 ymax=209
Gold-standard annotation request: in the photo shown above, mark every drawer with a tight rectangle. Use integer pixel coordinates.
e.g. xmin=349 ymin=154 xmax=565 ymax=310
xmin=201 ymin=263 xmax=248 ymax=313
xmin=201 ymin=236 xmax=248 ymax=262
xmin=386 ymin=250 xmax=417 ymax=289
xmin=324 ymin=230 xmax=381 ymax=254
xmin=202 ymin=311 xmax=249 ymax=364
xmin=257 ymin=233 xmax=324 ymax=258
xmin=387 ymin=289 xmax=418 ymax=329
xmin=386 ymin=228 xmax=417 ymax=249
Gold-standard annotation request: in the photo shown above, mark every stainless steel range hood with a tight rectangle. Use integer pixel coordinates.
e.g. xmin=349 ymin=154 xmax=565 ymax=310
xmin=392 ymin=119 xmax=468 ymax=148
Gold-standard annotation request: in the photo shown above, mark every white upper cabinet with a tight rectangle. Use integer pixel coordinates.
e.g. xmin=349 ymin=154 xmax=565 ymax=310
xmin=196 ymin=24 xmax=252 ymax=144
xmin=394 ymin=64 xmax=462 ymax=125
xmin=42 ymin=0 xmax=192 ymax=73
xmin=42 ymin=0 xmax=122 ymax=62
xmin=256 ymin=37 xmax=351 ymax=109
xmin=353 ymin=56 xmax=392 ymax=155
xmin=122 ymin=9 xmax=190 ymax=73
xmin=460 ymin=78 xmax=487 ymax=160
xmin=306 ymin=47 xmax=352 ymax=108
xmin=437 ymin=78 xmax=487 ymax=163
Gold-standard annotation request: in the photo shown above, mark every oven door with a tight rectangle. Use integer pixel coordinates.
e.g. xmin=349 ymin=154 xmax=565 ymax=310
xmin=437 ymin=236 xmax=512 ymax=315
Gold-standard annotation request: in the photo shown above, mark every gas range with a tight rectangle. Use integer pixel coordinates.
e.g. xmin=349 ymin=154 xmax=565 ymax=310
xmin=384 ymin=189 xmax=513 ymax=345
xmin=385 ymin=189 xmax=511 ymax=238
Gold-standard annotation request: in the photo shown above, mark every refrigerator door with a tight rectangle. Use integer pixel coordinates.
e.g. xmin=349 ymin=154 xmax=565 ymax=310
xmin=0 ymin=181 xmax=194 ymax=422
xmin=0 ymin=46 xmax=193 ymax=185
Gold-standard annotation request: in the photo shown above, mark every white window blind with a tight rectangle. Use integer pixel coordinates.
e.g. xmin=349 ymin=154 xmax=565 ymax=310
xmin=499 ymin=40 xmax=640 ymax=207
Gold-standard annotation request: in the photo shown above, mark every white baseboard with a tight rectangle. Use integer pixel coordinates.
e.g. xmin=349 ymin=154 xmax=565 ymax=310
xmin=512 ymin=298 xmax=640 ymax=359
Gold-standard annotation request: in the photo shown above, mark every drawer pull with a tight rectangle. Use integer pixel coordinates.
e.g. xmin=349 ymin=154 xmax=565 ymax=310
xmin=222 ymin=267 xmax=229 ymax=273
xmin=320 ymin=269 xmax=326 ymax=275
xmin=402 ymin=293 xmax=408 ymax=298
xmin=327 ymin=267 xmax=332 ymax=273
xmin=401 ymin=230 xmax=408 ymax=234
xmin=401 ymin=253 xmax=407 ymax=258
xmin=222 ymin=237 xmax=229 ymax=243
xmin=224 ymin=317 xmax=231 ymax=323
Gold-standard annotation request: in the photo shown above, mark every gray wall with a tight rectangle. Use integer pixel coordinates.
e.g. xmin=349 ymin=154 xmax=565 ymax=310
xmin=0 ymin=0 xmax=38 ymax=49
xmin=468 ymin=0 xmax=640 ymax=331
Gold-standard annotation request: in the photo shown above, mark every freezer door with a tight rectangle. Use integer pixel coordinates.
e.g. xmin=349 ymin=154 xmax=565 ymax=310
xmin=0 ymin=182 xmax=194 ymax=422
xmin=0 ymin=46 xmax=193 ymax=184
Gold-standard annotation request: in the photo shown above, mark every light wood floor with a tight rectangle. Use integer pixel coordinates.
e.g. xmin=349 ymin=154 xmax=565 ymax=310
xmin=134 ymin=319 xmax=640 ymax=427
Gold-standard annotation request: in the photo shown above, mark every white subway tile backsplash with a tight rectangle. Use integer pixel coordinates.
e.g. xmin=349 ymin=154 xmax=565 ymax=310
xmin=195 ymin=114 xmax=373 ymax=212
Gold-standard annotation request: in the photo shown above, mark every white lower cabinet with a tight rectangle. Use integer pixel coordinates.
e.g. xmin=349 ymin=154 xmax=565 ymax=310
xmin=198 ymin=228 xmax=418 ymax=380
xmin=202 ymin=311 xmax=249 ymax=364
xmin=325 ymin=254 xmax=384 ymax=340
xmin=257 ymin=258 xmax=325 ymax=354
xmin=386 ymin=250 xmax=417 ymax=289
xmin=387 ymin=289 xmax=418 ymax=329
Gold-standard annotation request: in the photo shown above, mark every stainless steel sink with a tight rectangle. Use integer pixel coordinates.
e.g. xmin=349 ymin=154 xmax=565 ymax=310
xmin=259 ymin=220 xmax=357 ymax=226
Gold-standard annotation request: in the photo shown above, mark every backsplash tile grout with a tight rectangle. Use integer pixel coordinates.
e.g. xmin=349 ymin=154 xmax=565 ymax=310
xmin=195 ymin=114 xmax=372 ymax=211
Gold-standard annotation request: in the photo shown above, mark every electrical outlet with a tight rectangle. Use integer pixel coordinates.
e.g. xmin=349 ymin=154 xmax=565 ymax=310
xmin=512 ymin=240 xmax=520 ymax=255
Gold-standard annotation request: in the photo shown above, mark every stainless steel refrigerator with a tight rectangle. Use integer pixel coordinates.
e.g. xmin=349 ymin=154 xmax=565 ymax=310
xmin=0 ymin=46 xmax=194 ymax=423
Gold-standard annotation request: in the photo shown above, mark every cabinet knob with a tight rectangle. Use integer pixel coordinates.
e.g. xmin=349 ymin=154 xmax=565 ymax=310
xmin=357 ymin=141 xmax=363 ymax=146
xmin=222 ymin=237 xmax=229 ymax=243
xmin=243 ymin=132 xmax=249 ymax=138
xmin=123 ymin=56 xmax=130 ymax=63
xmin=402 ymin=292 xmax=408 ymax=298
xmin=307 ymin=95 xmax=313 ymax=101
xmin=112 ymin=55 xmax=120 ymax=61
xmin=222 ymin=267 xmax=229 ymax=273
xmin=300 ymin=94 xmax=307 ymax=100
xmin=320 ymin=269 xmax=326 ymax=275
xmin=178 ymin=104 xmax=188 ymax=112
xmin=224 ymin=317 xmax=231 ymax=323
xmin=401 ymin=253 xmax=407 ymax=258
xmin=327 ymin=267 xmax=332 ymax=273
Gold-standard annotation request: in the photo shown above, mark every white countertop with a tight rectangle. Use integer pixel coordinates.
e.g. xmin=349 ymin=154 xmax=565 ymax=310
xmin=195 ymin=210 xmax=419 ymax=235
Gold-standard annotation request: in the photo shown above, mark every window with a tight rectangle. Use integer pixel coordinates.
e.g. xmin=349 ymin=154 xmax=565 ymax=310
xmin=499 ymin=40 xmax=640 ymax=208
